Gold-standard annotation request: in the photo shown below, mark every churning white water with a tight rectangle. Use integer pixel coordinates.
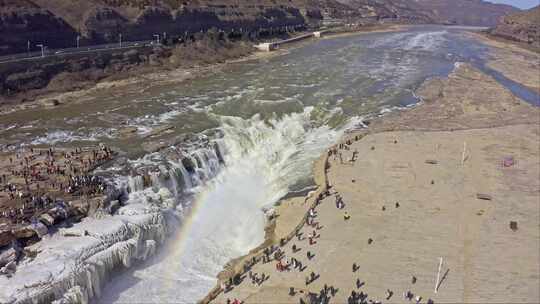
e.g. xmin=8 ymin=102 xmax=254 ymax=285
xmin=100 ymin=108 xmax=347 ymax=303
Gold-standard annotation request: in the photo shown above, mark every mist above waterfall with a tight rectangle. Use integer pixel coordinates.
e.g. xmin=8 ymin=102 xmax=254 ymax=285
xmin=100 ymin=106 xmax=347 ymax=303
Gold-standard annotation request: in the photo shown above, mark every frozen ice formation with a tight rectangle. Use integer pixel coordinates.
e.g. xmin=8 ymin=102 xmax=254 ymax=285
xmin=0 ymin=142 xmax=225 ymax=304
xmin=0 ymin=205 xmax=167 ymax=304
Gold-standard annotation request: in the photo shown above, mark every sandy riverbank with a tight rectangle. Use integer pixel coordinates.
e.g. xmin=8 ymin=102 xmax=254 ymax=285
xmin=208 ymin=57 xmax=540 ymax=303
xmin=470 ymin=32 xmax=540 ymax=95
xmin=320 ymin=25 xmax=405 ymax=40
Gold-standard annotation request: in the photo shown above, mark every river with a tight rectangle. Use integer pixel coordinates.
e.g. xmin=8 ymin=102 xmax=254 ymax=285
xmin=1 ymin=26 xmax=538 ymax=303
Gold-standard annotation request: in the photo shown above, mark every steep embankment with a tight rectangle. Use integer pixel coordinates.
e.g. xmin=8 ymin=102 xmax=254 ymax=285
xmin=0 ymin=32 xmax=255 ymax=106
xmin=491 ymin=5 xmax=540 ymax=48
xmin=0 ymin=0 xmax=317 ymax=105
xmin=0 ymin=0 xmax=316 ymax=56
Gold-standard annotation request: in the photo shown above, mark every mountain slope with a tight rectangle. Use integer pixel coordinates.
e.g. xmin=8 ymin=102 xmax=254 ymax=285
xmin=0 ymin=0 xmax=521 ymax=56
xmin=411 ymin=0 xmax=518 ymax=26
xmin=0 ymin=0 xmax=317 ymax=56
xmin=491 ymin=5 xmax=540 ymax=47
xmin=336 ymin=0 xmax=518 ymax=26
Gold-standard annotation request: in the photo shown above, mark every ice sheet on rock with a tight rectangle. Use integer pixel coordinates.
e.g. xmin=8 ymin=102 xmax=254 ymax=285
xmin=0 ymin=210 xmax=167 ymax=304
xmin=52 ymin=286 xmax=89 ymax=304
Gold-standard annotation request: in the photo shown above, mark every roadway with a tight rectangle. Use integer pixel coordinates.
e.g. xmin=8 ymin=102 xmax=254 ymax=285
xmin=0 ymin=24 xmax=309 ymax=65
xmin=0 ymin=40 xmax=156 ymax=65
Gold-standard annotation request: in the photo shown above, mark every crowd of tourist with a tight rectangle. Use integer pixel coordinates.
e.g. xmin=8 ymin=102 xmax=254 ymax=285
xmin=0 ymin=145 xmax=114 ymax=225
xmin=223 ymin=138 xmax=436 ymax=304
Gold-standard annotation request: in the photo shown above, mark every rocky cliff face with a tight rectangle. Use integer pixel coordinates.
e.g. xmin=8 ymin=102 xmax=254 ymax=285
xmin=77 ymin=3 xmax=308 ymax=44
xmin=0 ymin=0 xmax=315 ymax=56
xmin=0 ymin=0 xmax=78 ymax=55
xmin=491 ymin=5 xmax=540 ymax=48
xmin=0 ymin=0 xmax=520 ymax=56
xmin=0 ymin=32 xmax=255 ymax=104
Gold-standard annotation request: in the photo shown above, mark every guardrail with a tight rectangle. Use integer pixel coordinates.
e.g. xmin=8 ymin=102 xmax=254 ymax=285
xmin=0 ymin=40 xmax=155 ymax=65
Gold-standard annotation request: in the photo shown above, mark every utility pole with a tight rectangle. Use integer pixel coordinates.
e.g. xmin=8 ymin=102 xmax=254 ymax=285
xmin=36 ymin=44 xmax=45 ymax=57
xmin=153 ymin=34 xmax=160 ymax=45
xmin=119 ymin=33 xmax=122 ymax=47
xmin=77 ymin=35 xmax=80 ymax=48
xmin=434 ymin=257 xmax=443 ymax=293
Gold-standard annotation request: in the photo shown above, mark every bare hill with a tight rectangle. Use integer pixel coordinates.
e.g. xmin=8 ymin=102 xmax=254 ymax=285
xmin=491 ymin=5 xmax=540 ymax=48
xmin=337 ymin=0 xmax=518 ymax=25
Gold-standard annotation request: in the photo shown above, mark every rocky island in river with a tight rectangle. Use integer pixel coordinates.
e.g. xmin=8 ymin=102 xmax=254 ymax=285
xmin=0 ymin=1 xmax=538 ymax=304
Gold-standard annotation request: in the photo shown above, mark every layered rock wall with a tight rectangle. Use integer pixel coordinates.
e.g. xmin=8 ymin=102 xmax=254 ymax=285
xmin=0 ymin=0 xmax=78 ymax=56
xmin=0 ymin=0 xmax=314 ymax=56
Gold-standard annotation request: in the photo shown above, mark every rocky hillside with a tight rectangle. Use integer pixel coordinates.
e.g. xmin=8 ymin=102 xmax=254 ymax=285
xmin=336 ymin=0 xmax=518 ymax=25
xmin=0 ymin=0 xmax=79 ymax=56
xmin=0 ymin=0 xmax=318 ymax=56
xmin=0 ymin=0 xmax=520 ymax=56
xmin=410 ymin=0 xmax=518 ymax=26
xmin=0 ymin=30 xmax=257 ymax=104
xmin=333 ymin=0 xmax=431 ymax=22
xmin=491 ymin=5 xmax=540 ymax=48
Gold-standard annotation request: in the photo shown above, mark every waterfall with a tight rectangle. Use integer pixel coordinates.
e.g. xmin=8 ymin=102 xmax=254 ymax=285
xmin=124 ymin=143 xmax=226 ymax=207
xmin=90 ymin=103 xmax=360 ymax=304
xmin=149 ymin=170 xmax=162 ymax=190
xmin=172 ymin=162 xmax=193 ymax=190
xmin=128 ymin=175 xmax=145 ymax=193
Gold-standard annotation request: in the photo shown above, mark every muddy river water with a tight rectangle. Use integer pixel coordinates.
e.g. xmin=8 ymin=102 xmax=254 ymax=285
xmin=1 ymin=26 xmax=538 ymax=303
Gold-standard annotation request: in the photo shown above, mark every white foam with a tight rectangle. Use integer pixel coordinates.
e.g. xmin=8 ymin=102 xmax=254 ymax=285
xmin=404 ymin=31 xmax=448 ymax=51
xmin=100 ymin=107 xmax=353 ymax=303
xmin=30 ymin=129 xmax=114 ymax=145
